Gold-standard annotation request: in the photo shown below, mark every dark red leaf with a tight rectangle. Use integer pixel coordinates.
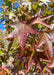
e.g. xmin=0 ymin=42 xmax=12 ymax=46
xmin=5 ymin=22 xmax=37 ymax=51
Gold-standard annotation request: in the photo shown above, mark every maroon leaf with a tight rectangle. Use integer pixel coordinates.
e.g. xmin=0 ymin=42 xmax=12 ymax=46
xmin=8 ymin=38 xmax=14 ymax=51
xmin=44 ymin=62 xmax=54 ymax=74
xmin=45 ymin=67 xmax=52 ymax=74
xmin=37 ymin=60 xmax=42 ymax=72
xmin=28 ymin=60 xmax=33 ymax=71
xmin=5 ymin=22 xmax=37 ymax=51
xmin=47 ymin=62 xmax=54 ymax=68
xmin=30 ymin=15 xmax=53 ymax=29
xmin=35 ymin=33 xmax=54 ymax=59
xmin=35 ymin=33 xmax=45 ymax=48
xmin=45 ymin=33 xmax=53 ymax=58
xmin=46 ymin=31 xmax=54 ymax=42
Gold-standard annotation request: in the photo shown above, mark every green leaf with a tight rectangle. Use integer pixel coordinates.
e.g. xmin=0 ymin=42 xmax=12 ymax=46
xmin=33 ymin=3 xmax=38 ymax=10
xmin=0 ymin=50 xmax=4 ymax=56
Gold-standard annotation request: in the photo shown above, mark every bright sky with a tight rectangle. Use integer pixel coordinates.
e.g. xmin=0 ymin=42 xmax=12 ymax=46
xmin=0 ymin=0 xmax=19 ymax=31
xmin=0 ymin=0 xmax=5 ymax=31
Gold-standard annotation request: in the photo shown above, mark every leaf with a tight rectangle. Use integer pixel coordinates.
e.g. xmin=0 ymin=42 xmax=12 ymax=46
xmin=44 ymin=62 xmax=54 ymax=74
xmin=0 ymin=67 xmax=11 ymax=75
xmin=45 ymin=33 xmax=53 ymax=58
xmin=28 ymin=60 xmax=33 ymax=72
xmin=31 ymin=15 xmax=53 ymax=29
xmin=44 ymin=67 xmax=52 ymax=74
xmin=35 ymin=32 xmax=54 ymax=59
xmin=33 ymin=3 xmax=40 ymax=10
xmin=5 ymin=22 xmax=37 ymax=51
xmin=8 ymin=38 xmax=14 ymax=51
xmin=36 ymin=33 xmax=45 ymax=48
xmin=0 ymin=50 xmax=4 ymax=56
xmin=28 ymin=51 xmax=34 ymax=71
xmin=46 ymin=31 xmax=54 ymax=41
xmin=47 ymin=62 xmax=54 ymax=68
xmin=37 ymin=60 xmax=42 ymax=72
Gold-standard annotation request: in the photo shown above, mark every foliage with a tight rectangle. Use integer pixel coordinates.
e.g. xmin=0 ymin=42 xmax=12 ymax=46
xmin=0 ymin=0 xmax=54 ymax=75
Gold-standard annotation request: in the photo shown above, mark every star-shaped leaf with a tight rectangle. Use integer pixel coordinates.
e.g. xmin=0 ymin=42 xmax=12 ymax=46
xmin=6 ymin=22 xmax=37 ymax=50
xmin=36 ymin=32 xmax=54 ymax=58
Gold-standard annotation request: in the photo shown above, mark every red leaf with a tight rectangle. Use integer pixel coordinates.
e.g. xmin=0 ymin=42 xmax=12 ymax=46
xmin=28 ymin=60 xmax=33 ymax=71
xmin=47 ymin=62 xmax=54 ymax=68
xmin=8 ymin=38 xmax=14 ymax=51
xmin=46 ymin=31 xmax=54 ymax=42
xmin=6 ymin=23 xmax=37 ymax=51
xmin=37 ymin=60 xmax=42 ymax=72
xmin=35 ymin=33 xmax=54 ymax=59
xmin=0 ymin=67 xmax=11 ymax=74
xmin=45 ymin=67 xmax=52 ymax=74
xmin=45 ymin=33 xmax=53 ymax=58
xmin=30 ymin=15 xmax=53 ymax=29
